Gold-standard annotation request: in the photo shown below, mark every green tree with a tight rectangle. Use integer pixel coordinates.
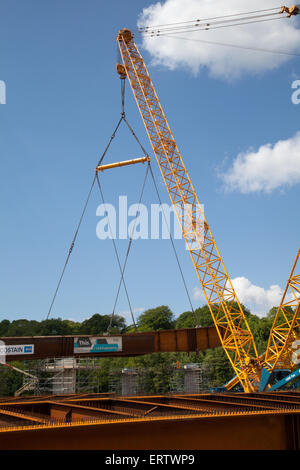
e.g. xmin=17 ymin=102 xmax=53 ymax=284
xmin=61 ymin=319 xmax=81 ymax=335
xmin=137 ymin=306 xmax=175 ymax=331
xmin=38 ymin=318 xmax=73 ymax=336
xmin=202 ymin=347 xmax=233 ymax=387
xmin=175 ymin=311 xmax=196 ymax=329
xmin=5 ymin=319 xmax=40 ymax=337
xmin=194 ymin=305 xmax=215 ymax=327
xmin=0 ymin=362 xmax=23 ymax=396
xmin=79 ymin=314 xmax=126 ymax=335
xmin=0 ymin=319 xmax=10 ymax=336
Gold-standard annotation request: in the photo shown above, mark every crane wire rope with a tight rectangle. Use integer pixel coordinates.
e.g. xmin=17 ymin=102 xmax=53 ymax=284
xmin=99 ymin=159 xmax=199 ymax=331
xmin=148 ymin=164 xmax=199 ymax=327
xmin=44 ymin=174 xmax=97 ymax=325
xmin=138 ymin=6 xmax=283 ymax=31
xmin=138 ymin=5 xmax=299 ymax=37
xmin=159 ymin=34 xmax=300 ymax=57
xmin=100 ymin=80 xmax=197 ymax=331
xmin=43 ymin=82 xmax=126 ymax=326
xmin=95 ymin=78 xmax=147 ymax=332
xmin=107 ymin=164 xmax=150 ymax=332
xmin=138 ymin=5 xmax=300 ymax=57
xmin=116 ymin=82 xmax=198 ymax=328
xmin=44 ymin=76 xmax=200 ymax=332
xmin=141 ymin=16 xmax=289 ymax=36
xmin=95 ymin=172 xmax=138 ymax=332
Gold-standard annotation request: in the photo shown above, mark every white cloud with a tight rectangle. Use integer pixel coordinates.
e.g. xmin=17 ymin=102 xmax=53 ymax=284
xmin=138 ymin=0 xmax=300 ymax=80
xmin=220 ymin=131 xmax=300 ymax=193
xmin=231 ymin=277 xmax=284 ymax=316
xmin=193 ymin=276 xmax=286 ymax=316
xmin=117 ymin=307 xmax=145 ymax=322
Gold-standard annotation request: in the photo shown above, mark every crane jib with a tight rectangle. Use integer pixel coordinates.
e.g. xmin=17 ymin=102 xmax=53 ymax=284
xmin=116 ymin=28 xmax=261 ymax=392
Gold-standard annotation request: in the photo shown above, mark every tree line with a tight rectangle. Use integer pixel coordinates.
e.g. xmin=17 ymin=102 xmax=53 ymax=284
xmin=0 ymin=304 xmax=280 ymax=396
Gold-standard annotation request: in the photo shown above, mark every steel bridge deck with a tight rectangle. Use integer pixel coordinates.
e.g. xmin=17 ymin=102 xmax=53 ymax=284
xmin=0 ymin=391 xmax=299 ymax=449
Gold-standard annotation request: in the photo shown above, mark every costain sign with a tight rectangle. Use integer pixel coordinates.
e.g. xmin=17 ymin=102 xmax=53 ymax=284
xmin=0 ymin=344 xmax=34 ymax=356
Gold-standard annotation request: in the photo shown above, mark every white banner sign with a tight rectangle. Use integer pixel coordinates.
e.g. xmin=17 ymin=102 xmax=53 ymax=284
xmin=0 ymin=344 xmax=34 ymax=356
xmin=74 ymin=337 xmax=122 ymax=354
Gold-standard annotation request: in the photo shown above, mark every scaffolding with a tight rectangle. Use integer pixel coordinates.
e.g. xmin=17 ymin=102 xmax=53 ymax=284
xmin=170 ymin=363 xmax=211 ymax=394
xmin=108 ymin=363 xmax=212 ymax=396
xmin=15 ymin=358 xmax=213 ymax=397
xmin=109 ymin=368 xmax=145 ymax=396
xmin=20 ymin=357 xmax=102 ymax=396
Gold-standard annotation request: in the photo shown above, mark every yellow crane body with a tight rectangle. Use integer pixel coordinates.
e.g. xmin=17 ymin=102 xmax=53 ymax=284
xmin=259 ymin=249 xmax=300 ymax=389
xmin=116 ymin=28 xmax=260 ymax=392
xmin=225 ymin=248 xmax=300 ymax=391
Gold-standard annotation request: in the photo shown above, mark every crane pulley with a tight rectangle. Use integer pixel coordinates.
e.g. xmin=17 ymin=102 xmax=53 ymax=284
xmin=281 ymin=4 xmax=300 ymax=16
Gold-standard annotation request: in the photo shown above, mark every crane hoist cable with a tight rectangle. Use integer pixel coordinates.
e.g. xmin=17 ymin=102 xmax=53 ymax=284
xmin=148 ymin=163 xmax=198 ymax=327
xmin=45 ymin=76 xmax=197 ymax=333
xmin=139 ymin=4 xmax=299 ymax=36
xmin=141 ymin=15 xmax=287 ymax=36
xmin=95 ymin=172 xmax=138 ymax=331
xmin=96 ymin=75 xmax=198 ymax=331
xmin=99 ymin=158 xmax=199 ymax=331
xmin=95 ymin=77 xmax=149 ymax=332
xmin=97 ymin=83 xmax=197 ymax=330
xmin=106 ymin=163 xmax=149 ymax=332
xmin=123 ymin=143 xmax=199 ymax=327
xmin=44 ymin=81 xmax=128 ymax=325
xmin=124 ymin=117 xmax=198 ymax=328
xmin=138 ymin=6 xmax=284 ymax=31
xmin=44 ymin=174 xmax=96 ymax=325
xmin=158 ymin=34 xmax=300 ymax=58
xmin=138 ymin=4 xmax=300 ymax=57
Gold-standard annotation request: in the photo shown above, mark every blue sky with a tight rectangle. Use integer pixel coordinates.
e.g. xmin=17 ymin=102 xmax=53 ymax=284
xmin=0 ymin=0 xmax=299 ymax=324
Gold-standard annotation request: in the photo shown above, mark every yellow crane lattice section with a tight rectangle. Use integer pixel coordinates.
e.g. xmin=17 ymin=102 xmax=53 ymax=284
xmin=264 ymin=248 xmax=300 ymax=373
xmin=116 ymin=28 xmax=259 ymax=392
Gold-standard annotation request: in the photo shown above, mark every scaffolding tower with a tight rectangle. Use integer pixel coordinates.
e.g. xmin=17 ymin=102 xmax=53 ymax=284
xmin=20 ymin=357 xmax=102 ymax=396
xmin=109 ymin=368 xmax=145 ymax=396
xmin=170 ymin=363 xmax=211 ymax=394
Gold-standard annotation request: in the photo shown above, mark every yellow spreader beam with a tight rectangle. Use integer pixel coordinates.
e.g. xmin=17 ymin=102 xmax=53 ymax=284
xmin=96 ymin=156 xmax=150 ymax=172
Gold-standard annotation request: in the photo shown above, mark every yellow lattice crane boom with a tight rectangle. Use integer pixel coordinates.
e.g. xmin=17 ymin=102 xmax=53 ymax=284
xmin=224 ymin=248 xmax=300 ymax=391
xmin=264 ymin=249 xmax=300 ymax=370
xmin=116 ymin=28 xmax=260 ymax=392
xmin=258 ymin=248 xmax=300 ymax=390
